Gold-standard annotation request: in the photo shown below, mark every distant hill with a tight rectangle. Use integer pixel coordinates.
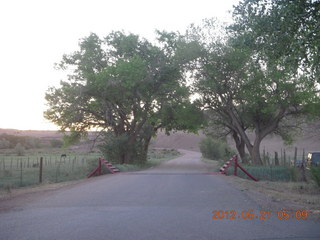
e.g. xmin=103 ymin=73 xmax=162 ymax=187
xmin=1 ymin=123 xmax=319 ymax=158
xmin=0 ymin=129 xmax=63 ymax=139
xmin=151 ymin=122 xmax=320 ymax=159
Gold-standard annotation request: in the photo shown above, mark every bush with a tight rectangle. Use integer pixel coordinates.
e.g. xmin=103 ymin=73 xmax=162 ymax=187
xmin=14 ymin=143 xmax=25 ymax=156
xmin=311 ymin=166 xmax=320 ymax=187
xmin=99 ymin=133 xmax=129 ymax=164
xmin=0 ymin=138 xmax=10 ymax=149
xmin=50 ymin=139 xmax=64 ymax=148
xmin=199 ymin=137 xmax=233 ymax=160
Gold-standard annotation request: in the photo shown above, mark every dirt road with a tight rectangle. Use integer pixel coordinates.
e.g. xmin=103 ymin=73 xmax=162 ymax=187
xmin=0 ymin=150 xmax=319 ymax=240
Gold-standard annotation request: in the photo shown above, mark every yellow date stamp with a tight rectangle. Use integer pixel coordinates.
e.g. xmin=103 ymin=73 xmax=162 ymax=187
xmin=211 ymin=210 xmax=309 ymax=220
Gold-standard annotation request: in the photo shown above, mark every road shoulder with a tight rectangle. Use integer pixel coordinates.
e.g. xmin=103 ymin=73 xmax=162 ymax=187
xmin=224 ymin=175 xmax=320 ymax=220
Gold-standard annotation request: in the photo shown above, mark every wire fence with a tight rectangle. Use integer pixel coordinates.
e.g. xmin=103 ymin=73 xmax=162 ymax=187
xmin=0 ymin=154 xmax=100 ymax=189
xmin=261 ymin=147 xmax=306 ymax=167
xmin=225 ymin=147 xmax=311 ymax=181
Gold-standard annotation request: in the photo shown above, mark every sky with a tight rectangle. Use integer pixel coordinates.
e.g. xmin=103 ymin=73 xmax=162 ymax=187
xmin=0 ymin=0 xmax=240 ymax=130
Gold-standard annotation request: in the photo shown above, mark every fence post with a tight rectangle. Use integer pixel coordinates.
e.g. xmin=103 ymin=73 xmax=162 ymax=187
xmin=39 ymin=157 xmax=43 ymax=183
xmin=20 ymin=159 xmax=23 ymax=186
xmin=275 ymin=151 xmax=279 ymax=166
xmin=98 ymin=158 xmax=102 ymax=176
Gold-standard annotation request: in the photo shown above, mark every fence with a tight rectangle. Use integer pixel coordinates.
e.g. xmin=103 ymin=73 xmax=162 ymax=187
xmin=0 ymin=154 xmax=100 ymax=189
xmin=219 ymin=147 xmax=311 ymax=182
xmin=261 ymin=147 xmax=306 ymax=167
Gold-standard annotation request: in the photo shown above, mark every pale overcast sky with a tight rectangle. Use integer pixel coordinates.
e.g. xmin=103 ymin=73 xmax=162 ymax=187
xmin=0 ymin=0 xmax=239 ymax=130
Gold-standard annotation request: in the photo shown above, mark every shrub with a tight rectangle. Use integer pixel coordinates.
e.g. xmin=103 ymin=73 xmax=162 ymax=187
xmin=310 ymin=166 xmax=320 ymax=187
xmin=0 ymin=138 xmax=10 ymax=149
xmin=50 ymin=139 xmax=64 ymax=148
xmin=199 ymin=137 xmax=233 ymax=160
xmin=14 ymin=143 xmax=25 ymax=156
xmin=99 ymin=134 xmax=128 ymax=164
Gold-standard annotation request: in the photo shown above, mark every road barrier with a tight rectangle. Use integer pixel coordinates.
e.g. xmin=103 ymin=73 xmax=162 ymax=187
xmin=87 ymin=158 xmax=120 ymax=178
xmin=220 ymin=155 xmax=258 ymax=181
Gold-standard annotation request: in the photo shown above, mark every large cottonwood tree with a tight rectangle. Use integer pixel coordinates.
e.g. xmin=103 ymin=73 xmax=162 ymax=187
xmin=187 ymin=18 xmax=319 ymax=165
xmin=45 ymin=32 xmax=202 ymax=164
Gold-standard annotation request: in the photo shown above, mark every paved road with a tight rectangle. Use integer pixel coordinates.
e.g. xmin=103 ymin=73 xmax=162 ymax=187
xmin=0 ymin=150 xmax=319 ymax=240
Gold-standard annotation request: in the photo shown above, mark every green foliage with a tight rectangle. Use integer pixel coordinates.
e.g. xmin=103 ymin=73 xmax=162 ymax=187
xmin=0 ymin=150 xmax=179 ymax=189
xmin=14 ymin=143 xmax=25 ymax=156
xmin=0 ymin=134 xmax=41 ymax=149
xmin=310 ymin=166 xmax=320 ymax=187
xmin=0 ymin=153 xmax=100 ymax=188
xmin=187 ymin=11 xmax=319 ymax=164
xmin=45 ymin=31 xmax=202 ymax=164
xmin=62 ymin=132 xmax=83 ymax=148
xmin=50 ymin=139 xmax=63 ymax=148
xmin=99 ymin=133 xmax=129 ymax=164
xmin=0 ymin=138 xmax=10 ymax=149
xmin=232 ymin=0 xmax=320 ymax=81
xmin=199 ymin=137 xmax=233 ymax=160
xmin=289 ymin=167 xmax=298 ymax=182
xmin=227 ymin=165 xmax=296 ymax=182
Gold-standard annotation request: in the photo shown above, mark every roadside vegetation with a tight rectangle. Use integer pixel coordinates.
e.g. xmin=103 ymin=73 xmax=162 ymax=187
xmin=0 ymin=144 xmax=179 ymax=191
xmin=200 ymin=140 xmax=320 ymax=211
xmin=228 ymin=175 xmax=320 ymax=215
xmin=3 ymin=0 xmax=320 ymax=200
xmin=310 ymin=166 xmax=320 ymax=187
xmin=44 ymin=0 xmax=319 ymax=169
xmin=199 ymin=137 xmax=234 ymax=161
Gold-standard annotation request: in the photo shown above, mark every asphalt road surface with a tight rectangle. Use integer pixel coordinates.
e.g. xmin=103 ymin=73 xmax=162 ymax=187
xmin=0 ymin=150 xmax=319 ymax=240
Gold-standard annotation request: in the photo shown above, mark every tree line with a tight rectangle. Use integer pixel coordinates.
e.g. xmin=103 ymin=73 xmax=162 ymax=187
xmin=45 ymin=0 xmax=320 ymax=165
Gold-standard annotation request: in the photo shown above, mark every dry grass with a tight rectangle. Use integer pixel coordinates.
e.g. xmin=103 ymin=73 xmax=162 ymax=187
xmin=226 ymin=175 xmax=320 ymax=219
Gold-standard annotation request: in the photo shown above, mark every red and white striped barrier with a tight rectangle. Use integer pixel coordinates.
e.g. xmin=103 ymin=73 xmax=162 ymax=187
xmin=87 ymin=158 xmax=120 ymax=178
xmin=220 ymin=155 xmax=258 ymax=181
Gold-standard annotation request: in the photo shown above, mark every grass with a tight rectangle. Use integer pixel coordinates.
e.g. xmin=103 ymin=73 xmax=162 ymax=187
xmin=226 ymin=164 xmax=298 ymax=181
xmin=216 ymin=158 xmax=320 ymax=215
xmin=201 ymin=157 xmax=221 ymax=170
xmin=310 ymin=166 xmax=320 ymax=187
xmin=0 ymin=149 xmax=180 ymax=190
xmin=100 ymin=149 xmax=180 ymax=173
xmin=228 ymin=175 xmax=320 ymax=213
xmin=0 ymin=152 xmax=101 ymax=189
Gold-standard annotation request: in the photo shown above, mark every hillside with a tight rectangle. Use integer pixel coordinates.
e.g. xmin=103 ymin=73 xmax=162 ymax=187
xmin=152 ymin=128 xmax=320 ymax=158
xmin=1 ymin=124 xmax=319 ymax=158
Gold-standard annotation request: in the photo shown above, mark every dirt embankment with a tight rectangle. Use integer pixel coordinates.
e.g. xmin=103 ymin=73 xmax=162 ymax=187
xmin=152 ymin=129 xmax=320 ymax=157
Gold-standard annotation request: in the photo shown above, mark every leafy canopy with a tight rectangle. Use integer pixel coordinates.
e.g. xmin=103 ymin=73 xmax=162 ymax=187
xmin=45 ymin=31 xmax=203 ymax=163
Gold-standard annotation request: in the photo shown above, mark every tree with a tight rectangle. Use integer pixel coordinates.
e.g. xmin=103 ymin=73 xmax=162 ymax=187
xmin=231 ymin=0 xmax=320 ymax=82
xmin=45 ymin=31 xmax=202 ymax=164
xmin=184 ymin=19 xmax=251 ymax=163
xmin=186 ymin=18 xmax=319 ymax=165
xmin=227 ymin=0 xmax=320 ymax=164
xmin=14 ymin=143 xmax=25 ymax=156
xmin=0 ymin=138 xmax=10 ymax=149
xmin=203 ymin=109 xmax=248 ymax=163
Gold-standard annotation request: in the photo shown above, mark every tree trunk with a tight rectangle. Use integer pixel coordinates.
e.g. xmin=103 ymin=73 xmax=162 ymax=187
xmin=250 ymin=135 xmax=263 ymax=165
xmin=120 ymin=154 xmax=125 ymax=164
xmin=123 ymin=151 xmax=132 ymax=164
xmin=232 ymin=131 xmax=247 ymax=163
xmin=124 ymin=134 xmax=137 ymax=164
xmin=238 ymin=140 xmax=247 ymax=163
xmin=140 ymin=135 xmax=152 ymax=164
